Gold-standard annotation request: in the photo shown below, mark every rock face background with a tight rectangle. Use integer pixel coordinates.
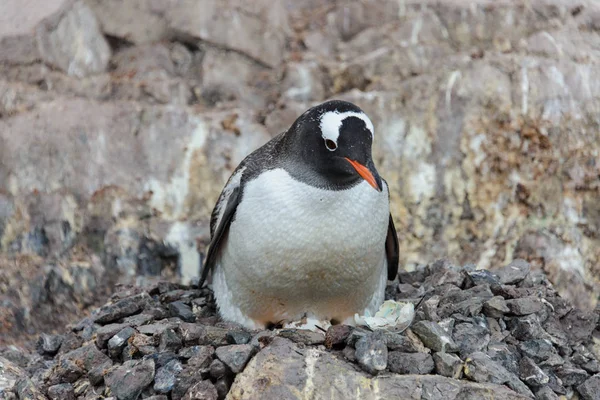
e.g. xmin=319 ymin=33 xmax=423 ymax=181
xmin=1 ymin=0 xmax=600 ymax=345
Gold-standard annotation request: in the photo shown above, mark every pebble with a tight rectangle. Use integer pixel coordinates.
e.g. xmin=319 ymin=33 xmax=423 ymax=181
xmin=200 ymin=326 xmax=229 ymax=346
xmin=411 ymin=321 xmax=459 ymax=353
xmin=464 ymin=352 xmax=533 ymax=397
xmin=182 ymin=380 xmax=218 ymax=400
xmin=554 ymin=364 xmax=589 ymax=386
xmin=354 ymin=332 xmax=388 ymax=374
xmin=154 ymin=359 xmax=183 ymax=394
xmin=47 ymin=383 xmax=75 ymax=400
xmin=495 ymin=259 xmax=531 ymax=285
xmin=209 ymin=359 xmax=228 ymax=379
xmin=171 ymin=366 xmax=207 ymax=400
xmin=187 ymin=346 xmax=215 ymax=369
xmin=169 ymin=301 xmax=196 ymax=322
xmin=93 ymin=293 xmax=150 ymax=324
xmin=95 ymin=323 xmax=130 ymax=348
xmin=226 ymin=330 xmax=252 ymax=345
xmin=535 ymin=386 xmax=559 ymax=400
xmin=325 ymin=325 xmax=353 ymax=349
xmin=108 ymin=327 xmax=136 ymax=358
xmin=388 ymin=352 xmax=434 ymax=374
xmin=278 ymin=329 xmax=325 ymax=345
xmin=577 ymin=374 xmax=600 ymax=400
xmin=159 ymin=328 xmax=183 ymax=353
xmin=215 ymin=344 xmax=256 ymax=374
xmin=506 ymin=297 xmax=544 ymax=316
xmin=37 ymin=333 xmax=63 ymax=356
xmin=453 ymin=323 xmax=490 ymax=357
xmin=433 ymin=352 xmax=463 ymax=378
xmin=483 ymin=296 xmax=510 ymax=318
xmin=105 ymin=358 xmax=156 ymax=400
xmin=519 ymin=356 xmax=549 ymax=386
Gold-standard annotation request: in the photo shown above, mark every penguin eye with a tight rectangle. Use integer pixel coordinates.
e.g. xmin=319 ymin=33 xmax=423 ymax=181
xmin=324 ymin=139 xmax=337 ymax=151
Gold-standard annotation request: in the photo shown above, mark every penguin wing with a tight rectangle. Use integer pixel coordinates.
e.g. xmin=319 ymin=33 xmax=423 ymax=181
xmin=199 ymin=180 xmax=241 ymax=287
xmin=385 ymin=213 xmax=399 ymax=280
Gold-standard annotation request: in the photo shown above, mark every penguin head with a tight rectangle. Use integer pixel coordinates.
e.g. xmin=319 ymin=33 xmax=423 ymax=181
xmin=285 ymin=100 xmax=382 ymax=191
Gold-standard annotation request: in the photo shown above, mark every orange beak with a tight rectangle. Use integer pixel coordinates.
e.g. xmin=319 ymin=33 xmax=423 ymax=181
xmin=344 ymin=158 xmax=381 ymax=191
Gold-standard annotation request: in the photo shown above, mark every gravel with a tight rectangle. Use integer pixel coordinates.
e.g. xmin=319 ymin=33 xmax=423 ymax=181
xmin=2 ymin=259 xmax=599 ymax=399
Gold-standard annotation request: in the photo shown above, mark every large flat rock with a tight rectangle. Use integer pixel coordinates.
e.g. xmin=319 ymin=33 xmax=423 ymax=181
xmin=227 ymin=338 xmax=530 ymax=400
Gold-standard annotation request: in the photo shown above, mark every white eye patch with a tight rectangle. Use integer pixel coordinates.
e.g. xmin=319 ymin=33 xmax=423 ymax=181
xmin=319 ymin=111 xmax=374 ymax=149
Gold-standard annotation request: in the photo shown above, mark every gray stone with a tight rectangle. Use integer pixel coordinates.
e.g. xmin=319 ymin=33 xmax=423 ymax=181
xmin=159 ymin=328 xmax=183 ymax=353
xmin=487 ymin=342 xmax=521 ymax=375
xmin=229 ymin=338 xmax=528 ymax=399
xmin=519 ymin=340 xmax=561 ymax=364
xmin=154 ymin=359 xmax=183 ymax=394
xmin=60 ymin=344 xmax=111 ymax=373
xmin=411 ymin=320 xmax=459 ymax=353
xmin=355 ymin=332 xmax=388 ymax=374
xmin=93 ymin=293 xmax=150 ymax=324
xmin=15 ymin=376 xmax=47 ymax=400
xmin=47 ymin=383 xmax=75 ymax=400
xmin=95 ymin=323 xmax=130 ymax=348
xmin=226 ymin=330 xmax=252 ymax=345
xmin=561 ymin=310 xmax=599 ymax=345
xmin=87 ymin=360 xmax=113 ymax=386
xmin=535 ymin=386 xmax=559 ymax=400
xmin=510 ymin=315 xmax=548 ymax=341
xmin=453 ymin=323 xmax=490 ymax=357
xmin=519 ymin=356 xmax=549 ymax=387
xmin=495 ymin=259 xmax=531 ymax=285
xmin=182 ymin=380 xmax=218 ymax=400
xmin=433 ymin=352 xmax=463 ymax=378
xmin=465 ymin=352 xmax=534 ymax=397
xmin=388 ymin=352 xmax=434 ymax=375
xmin=187 ymin=346 xmax=214 ymax=369
xmin=168 ymin=301 xmax=195 ymax=322
xmin=554 ymin=364 xmax=589 ymax=386
xmin=199 ymin=326 xmax=229 ymax=346
xmin=171 ymin=366 xmax=206 ymax=400
xmin=37 ymin=333 xmax=63 ymax=355
xmin=483 ymin=296 xmax=510 ymax=318
xmin=577 ymin=374 xmax=600 ymax=400
xmin=215 ymin=344 xmax=256 ymax=374
xmin=108 ymin=327 xmax=136 ymax=359
xmin=506 ymin=297 xmax=544 ymax=316
xmin=105 ymin=358 xmax=155 ymax=400
xmin=209 ymin=359 xmax=228 ymax=380
xmin=381 ymin=331 xmax=424 ymax=353
xmin=277 ymin=329 xmax=325 ymax=345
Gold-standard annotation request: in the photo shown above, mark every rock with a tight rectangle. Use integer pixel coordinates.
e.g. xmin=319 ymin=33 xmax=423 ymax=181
xmin=277 ymin=329 xmax=325 ymax=345
xmin=159 ymin=328 xmax=183 ymax=353
xmin=93 ymin=293 xmax=150 ymax=324
xmin=506 ymin=297 xmax=544 ymax=316
xmin=199 ymin=326 xmax=229 ymax=347
xmin=381 ymin=330 xmax=425 ymax=353
xmin=388 ymin=352 xmax=435 ymax=375
xmin=95 ymin=323 xmax=130 ymax=348
xmin=105 ymin=358 xmax=155 ymax=400
xmin=519 ymin=357 xmax=549 ymax=387
xmin=187 ymin=346 xmax=215 ymax=369
xmin=0 ymin=0 xmax=110 ymax=76
xmin=464 ymin=352 xmax=534 ymax=397
xmin=453 ymin=323 xmax=490 ymax=357
xmin=483 ymin=296 xmax=511 ymax=318
xmin=182 ymin=380 xmax=218 ymax=400
xmin=165 ymin=0 xmax=289 ymax=68
xmin=168 ymin=301 xmax=195 ymax=322
xmin=15 ymin=376 xmax=47 ymax=400
xmin=561 ymin=310 xmax=599 ymax=345
xmin=411 ymin=320 xmax=459 ymax=353
xmin=466 ymin=270 xmax=501 ymax=287
xmin=108 ymin=327 xmax=136 ymax=359
xmin=0 ymin=357 xmax=29 ymax=397
xmin=433 ymin=352 xmax=463 ymax=378
xmin=171 ymin=366 xmax=206 ymax=400
xmin=226 ymin=331 xmax=252 ymax=345
xmin=215 ymin=344 xmax=256 ymax=374
xmin=37 ymin=333 xmax=63 ymax=355
xmin=577 ymin=374 xmax=600 ymax=400
xmin=519 ymin=340 xmax=560 ymax=364
xmin=61 ymin=344 xmax=111 ymax=373
xmin=209 ymin=359 xmax=228 ymax=380
xmin=535 ymin=386 xmax=559 ymax=400
xmin=229 ymin=338 xmax=528 ymax=399
xmin=354 ymin=332 xmax=388 ymax=374
xmin=495 ymin=260 xmax=531 ymax=285
xmin=510 ymin=315 xmax=548 ymax=341
xmin=487 ymin=342 xmax=521 ymax=375
xmin=87 ymin=360 xmax=112 ymax=386
xmin=137 ymin=322 xmax=177 ymax=336
xmin=47 ymin=383 xmax=75 ymax=400
xmin=154 ymin=359 xmax=183 ymax=394
xmin=554 ymin=364 xmax=589 ymax=386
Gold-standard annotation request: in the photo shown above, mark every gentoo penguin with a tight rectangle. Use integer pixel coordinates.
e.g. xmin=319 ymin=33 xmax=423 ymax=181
xmin=200 ymin=100 xmax=399 ymax=330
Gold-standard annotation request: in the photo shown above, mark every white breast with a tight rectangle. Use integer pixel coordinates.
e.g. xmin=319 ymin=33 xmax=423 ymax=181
xmin=214 ymin=168 xmax=390 ymax=327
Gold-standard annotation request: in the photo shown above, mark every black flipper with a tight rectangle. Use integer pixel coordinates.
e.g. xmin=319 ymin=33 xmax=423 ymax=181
xmin=199 ymin=185 xmax=241 ymax=287
xmin=385 ymin=214 xmax=399 ymax=280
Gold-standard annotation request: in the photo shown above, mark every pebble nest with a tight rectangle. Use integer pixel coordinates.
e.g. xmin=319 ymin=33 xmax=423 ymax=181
xmin=1 ymin=259 xmax=599 ymax=400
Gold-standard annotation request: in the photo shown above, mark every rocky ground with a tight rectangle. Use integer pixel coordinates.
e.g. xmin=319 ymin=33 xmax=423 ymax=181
xmin=1 ymin=259 xmax=599 ymax=399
